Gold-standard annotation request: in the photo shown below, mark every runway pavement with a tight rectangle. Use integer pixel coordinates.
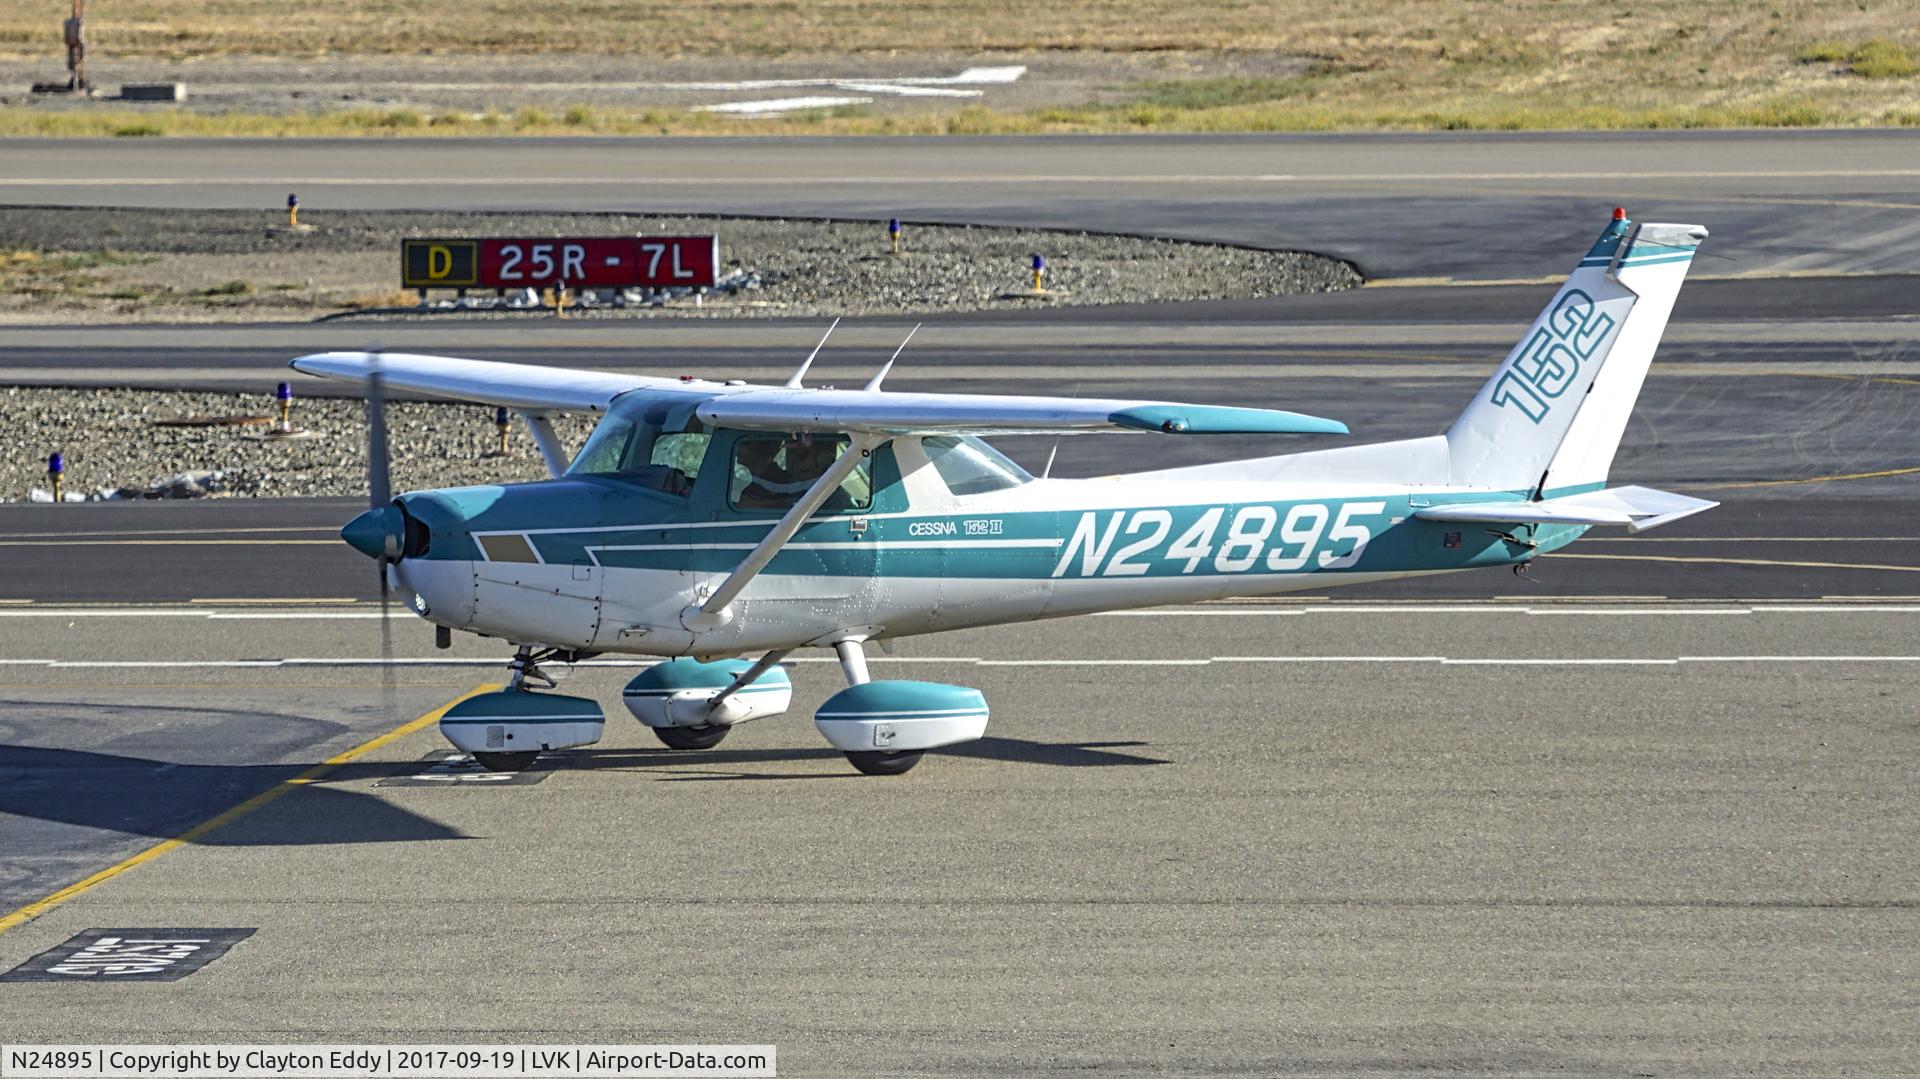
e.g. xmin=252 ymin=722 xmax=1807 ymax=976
xmin=6 ymin=131 xmax=1920 ymax=279
xmin=1 ymin=606 xmax=1916 ymax=1073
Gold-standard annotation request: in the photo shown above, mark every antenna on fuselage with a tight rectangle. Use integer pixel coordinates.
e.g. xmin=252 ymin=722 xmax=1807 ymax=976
xmin=864 ymin=323 xmax=919 ymax=392
xmin=785 ymin=316 xmax=840 ymax=389
xmin=1041 ymin=378 xmax=1081 ymax=479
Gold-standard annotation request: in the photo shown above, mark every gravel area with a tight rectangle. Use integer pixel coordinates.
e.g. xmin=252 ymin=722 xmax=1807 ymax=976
xmin=0 ymin=207 xmax=1359 ymax=324
xmin=4 ymin=386 xmax=595 ymax=502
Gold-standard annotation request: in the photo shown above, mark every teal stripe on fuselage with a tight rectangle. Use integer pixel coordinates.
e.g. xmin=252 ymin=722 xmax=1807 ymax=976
xmin=464 ymin=487 xmax=1596 ymax=581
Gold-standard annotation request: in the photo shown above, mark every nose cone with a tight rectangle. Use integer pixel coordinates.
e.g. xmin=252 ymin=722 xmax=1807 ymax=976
xmin=342 ymin=505 xmax=402 ymax=560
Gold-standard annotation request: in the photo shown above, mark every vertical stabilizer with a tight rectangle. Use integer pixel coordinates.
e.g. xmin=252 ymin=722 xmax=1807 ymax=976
xmin=1445 ymin=212 xmax=1706 ymax=492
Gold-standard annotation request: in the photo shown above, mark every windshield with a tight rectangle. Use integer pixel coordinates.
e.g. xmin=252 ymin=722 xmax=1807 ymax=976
xmin=922 ymin=435 xmax=1033 ymax=495
xmin=568 ymin=402 xmax=711 ymax=497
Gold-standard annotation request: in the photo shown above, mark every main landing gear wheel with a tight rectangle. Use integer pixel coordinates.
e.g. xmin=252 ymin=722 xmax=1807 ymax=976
xmin=472 ymin=751 xmax=539 ymax=772
xmin=652 ymin=724 xmax=731 ymax=751
xmin=845 ymin=750 xmax=924 ymax=776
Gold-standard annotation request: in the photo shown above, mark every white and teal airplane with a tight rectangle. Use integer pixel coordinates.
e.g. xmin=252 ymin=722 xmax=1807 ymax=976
xmin=293 ymin=210 xmax=1715 ymax=776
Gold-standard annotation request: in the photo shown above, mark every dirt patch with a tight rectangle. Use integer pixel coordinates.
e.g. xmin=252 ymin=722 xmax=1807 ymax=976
xmin=0 ymin=207 xmax=1360 ymax=325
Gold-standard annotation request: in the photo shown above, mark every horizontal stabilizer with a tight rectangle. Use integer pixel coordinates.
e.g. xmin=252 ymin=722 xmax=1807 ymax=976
xmin=1414 ymin=485 xmax=1718 ymax=534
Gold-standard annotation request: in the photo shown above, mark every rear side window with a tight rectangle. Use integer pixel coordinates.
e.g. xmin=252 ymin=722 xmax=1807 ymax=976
xmin=922 ymin=435 xmax=1032 ymax=496
xmin=729 ymin=435 xmax=871 ymax=513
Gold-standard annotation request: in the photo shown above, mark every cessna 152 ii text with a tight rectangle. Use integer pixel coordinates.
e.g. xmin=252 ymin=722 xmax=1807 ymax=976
xmin=293 ymin=210 xmax=1715 ymax=776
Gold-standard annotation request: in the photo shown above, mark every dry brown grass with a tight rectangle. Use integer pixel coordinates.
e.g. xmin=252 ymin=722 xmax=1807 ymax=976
xmin=0 ymin=0 xmax=1905 ymax=62
xmin=340 ymin=287 xmax=423 ymax=310
xmin=1 ymin=2 xmax=1915 ymax=131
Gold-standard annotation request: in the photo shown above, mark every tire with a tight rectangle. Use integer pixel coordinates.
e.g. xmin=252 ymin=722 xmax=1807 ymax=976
xmin=845 ymin=750 xmax=924 ymax=776
xmin=653 ymin=724 xmax=731 ymax=751
xmin=472 ymin=750 xmax=539 ymax=772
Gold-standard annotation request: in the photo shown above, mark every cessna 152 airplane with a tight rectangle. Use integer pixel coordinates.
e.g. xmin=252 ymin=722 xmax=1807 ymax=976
xmin=293 ymin=209 xmax=1715 ymax=776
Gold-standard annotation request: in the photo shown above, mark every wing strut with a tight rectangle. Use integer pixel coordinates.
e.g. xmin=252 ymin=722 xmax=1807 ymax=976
xmin=516 ymin=410 xmax=571 ymax=478
xmin=682 ymin=432 xmax=885 ymax=631
xmin=709 ymin=649 xmax=792 ymax=710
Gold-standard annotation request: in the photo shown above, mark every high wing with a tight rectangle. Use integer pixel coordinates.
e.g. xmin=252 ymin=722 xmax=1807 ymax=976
xmin=696 ymin=388 xmax=1347 ymax=436
xmin=289 ymin=351 xmax=669 ymax=413
xmin=291 ymin=351 xmax=1349 ymax=436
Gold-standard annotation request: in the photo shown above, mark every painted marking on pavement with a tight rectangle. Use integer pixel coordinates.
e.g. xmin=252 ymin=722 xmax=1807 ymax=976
xmin=694 ymin=96 xmax=873 ymax=115
xmin=1551 ymin=552 xmax=1920 ymax=572
xmin=11 ymin=168 xmax=1920 ymax=187
xmin=2 ymin=654 xmax=1916 ymax=674
xmin=0 ymin=539 xmax=336 ymax=547
xmin=0 ymin=683 xmax=499 ymax=936
xmin=5 ymin=603 xmax=1920 ymax=627
xmin=1 ymin=928 xmax=255 ymax=982
xmin=1689 ymin=465 xmax=1920 ymax=489
xmin=0 ymin=527 xmax=335 ymax=540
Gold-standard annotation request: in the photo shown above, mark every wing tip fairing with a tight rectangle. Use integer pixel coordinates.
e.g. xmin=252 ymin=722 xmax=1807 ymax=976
xmin=1107 ymin=404 xmax=1349 ymax=436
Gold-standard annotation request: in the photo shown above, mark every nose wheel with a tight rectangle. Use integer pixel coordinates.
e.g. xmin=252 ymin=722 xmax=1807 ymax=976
xmin=652 ymin=724 xmax=731 ymax=751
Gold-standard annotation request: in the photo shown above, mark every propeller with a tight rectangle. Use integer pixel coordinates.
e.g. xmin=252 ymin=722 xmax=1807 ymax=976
xmin=366 ymin=347 xmax=391 ymax=509
xmin=362 ymin=346 xmax=397 ymax=713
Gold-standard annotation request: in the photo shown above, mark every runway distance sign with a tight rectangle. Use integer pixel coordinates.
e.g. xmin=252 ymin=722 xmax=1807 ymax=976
xmin=402 ymin=236 xmax=719 ymax=290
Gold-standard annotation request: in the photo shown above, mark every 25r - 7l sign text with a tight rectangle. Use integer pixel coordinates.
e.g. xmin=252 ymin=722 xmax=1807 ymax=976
xmin=402 ymin=236 xmax=719 ymax=290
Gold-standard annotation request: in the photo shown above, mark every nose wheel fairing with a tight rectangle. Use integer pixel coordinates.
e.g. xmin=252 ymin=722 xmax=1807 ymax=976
xmin=439 ymin=689 xmax=608 ymax=762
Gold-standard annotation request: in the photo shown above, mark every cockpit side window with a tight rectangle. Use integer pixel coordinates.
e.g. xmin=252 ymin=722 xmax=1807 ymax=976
xmin=922 ymin=435 xmax=1033 ymax=496
xmin=729 ymin=434 xmax=872 ymax=513
xmin=567 ymin=403 xmax=712 ymax=497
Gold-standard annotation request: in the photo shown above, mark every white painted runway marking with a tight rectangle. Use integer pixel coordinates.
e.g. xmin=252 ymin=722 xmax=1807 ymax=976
xmin=10 ymin=168 xmax=1920 ymax=187
xmin=11 ymin=655 xmax=1917 ymax=669
xmin=694 ymin=96 xmax=874 ymax=115
xmin=177 ymin=66 xmax=1030 ymax=95
xmin=6 ymin=604 xmax=1920 ymax=621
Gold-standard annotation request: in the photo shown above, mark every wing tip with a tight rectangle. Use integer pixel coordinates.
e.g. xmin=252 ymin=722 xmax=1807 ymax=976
xmin=1108 ymin=404 xmax=1349 ymax=436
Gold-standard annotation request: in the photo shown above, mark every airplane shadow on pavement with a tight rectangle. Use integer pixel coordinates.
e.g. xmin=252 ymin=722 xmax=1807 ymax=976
xmin=0 ymin=744 xmax=469 ymax=847
xmin=0 ymin=737 xmax=1166 ymax=850
xmin=557 ymin=736 xmax=1170 ymax=781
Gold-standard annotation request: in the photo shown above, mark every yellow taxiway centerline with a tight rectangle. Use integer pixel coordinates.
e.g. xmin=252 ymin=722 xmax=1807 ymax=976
xmin=0 ymin=682 xmax=500 ymax=936
xmin=1690 ymin=465 xmax=1920 ymax=490
xmin=1552 ymin=553 xmax=1920 ymax=573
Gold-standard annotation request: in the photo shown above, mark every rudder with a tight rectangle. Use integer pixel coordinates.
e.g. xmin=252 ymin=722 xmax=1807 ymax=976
xmin=1445 ymin=210 xmax=1706 ymax=493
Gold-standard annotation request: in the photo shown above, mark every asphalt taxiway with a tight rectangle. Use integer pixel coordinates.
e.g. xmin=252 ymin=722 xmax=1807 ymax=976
xmin=7 ymin=131 xmax=1920 ymax=279
xmin=1 ymin=606 xmax=1915 ymax=1074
